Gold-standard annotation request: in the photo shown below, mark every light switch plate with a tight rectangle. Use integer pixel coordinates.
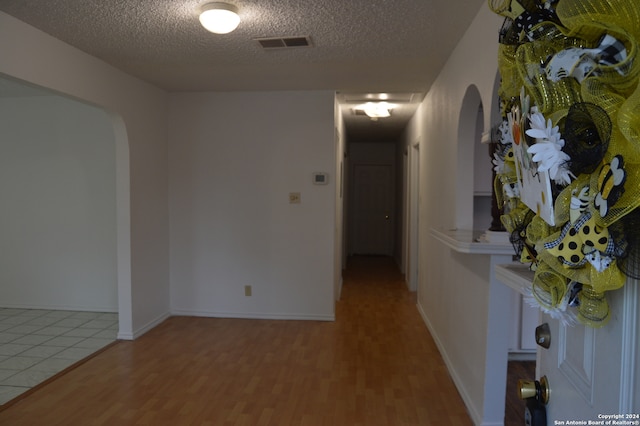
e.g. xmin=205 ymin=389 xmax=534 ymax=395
xmin=289 ymin=192 xmax=301 ymax=204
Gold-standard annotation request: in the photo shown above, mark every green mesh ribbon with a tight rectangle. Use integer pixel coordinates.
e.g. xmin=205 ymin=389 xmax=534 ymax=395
xmin=489 ymin=0 xmax=640 ymax=327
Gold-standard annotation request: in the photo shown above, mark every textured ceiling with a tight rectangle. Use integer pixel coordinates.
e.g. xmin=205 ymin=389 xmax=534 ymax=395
xmin=0 ymin=0 xmax=487 ymax=140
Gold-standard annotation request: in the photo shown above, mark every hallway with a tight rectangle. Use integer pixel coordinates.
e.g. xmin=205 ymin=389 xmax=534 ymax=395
xmin=0 ymin=256 xmax=472 ymax=425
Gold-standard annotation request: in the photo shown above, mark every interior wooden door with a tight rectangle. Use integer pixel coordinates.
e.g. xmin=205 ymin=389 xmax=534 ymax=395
xmin=352 ymin=164 xmax=393 ymax=255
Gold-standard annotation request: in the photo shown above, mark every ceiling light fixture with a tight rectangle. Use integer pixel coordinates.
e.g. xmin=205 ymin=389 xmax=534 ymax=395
xmin=362 ymin=102 xmax=395 ymax=119
xmin=199 ymin=2 xmax=241 ymax=34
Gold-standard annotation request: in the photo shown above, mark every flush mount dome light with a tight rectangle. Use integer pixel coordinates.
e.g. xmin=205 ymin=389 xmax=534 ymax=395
xmin=199 ymin=2 xmax=240 ymax=34
xmin=362 ymin=102 xmax=394 ymax=119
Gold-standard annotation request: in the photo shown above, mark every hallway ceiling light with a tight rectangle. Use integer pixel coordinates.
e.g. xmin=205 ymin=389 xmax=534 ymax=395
xmin=361 ymin=102 xmax=395 ymax=119
xmin=199 ymin=2 xmax=240 ymax=34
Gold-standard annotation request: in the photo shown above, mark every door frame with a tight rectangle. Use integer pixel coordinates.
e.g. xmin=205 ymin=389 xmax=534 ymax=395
xmin=405 ymin=140 xmax=420 ymax=291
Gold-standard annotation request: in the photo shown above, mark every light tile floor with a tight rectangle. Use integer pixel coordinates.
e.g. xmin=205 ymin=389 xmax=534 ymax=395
xmin=0 ymin=308 xmax=118 ymax=405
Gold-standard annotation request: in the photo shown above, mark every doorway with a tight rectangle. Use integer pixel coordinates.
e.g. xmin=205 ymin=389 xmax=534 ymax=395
xmin=0 ymin=93 xmax=118 ymax=312
xmin=347 ymin=142 xmax=397 ymax=258
xmin=0 ymin=81 xmax=120 ymax=405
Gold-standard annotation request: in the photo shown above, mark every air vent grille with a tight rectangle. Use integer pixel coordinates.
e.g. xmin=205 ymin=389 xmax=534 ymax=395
xmin=255 ymin=36 xmax=312 ymax=49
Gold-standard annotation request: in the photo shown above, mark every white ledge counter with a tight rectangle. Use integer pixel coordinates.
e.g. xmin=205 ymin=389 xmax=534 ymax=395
xmin=495 ymin=262 xmax=535 ymax=296
xmin=430 ymin=228 xmax=515 ymax=255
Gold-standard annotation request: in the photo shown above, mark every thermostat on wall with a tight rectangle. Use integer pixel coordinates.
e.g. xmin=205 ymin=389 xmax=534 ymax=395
xmin=313 ymin=172 xmax=329 ymax=185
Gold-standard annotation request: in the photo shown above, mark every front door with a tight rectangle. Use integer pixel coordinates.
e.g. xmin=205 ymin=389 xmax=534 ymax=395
xmin=352 ymin=164 xmax=393 ymax=255
xmin=535 ymin=280 xmax=638 ymax=424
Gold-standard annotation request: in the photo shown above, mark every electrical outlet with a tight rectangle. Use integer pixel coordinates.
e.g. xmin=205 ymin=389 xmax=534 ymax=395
xmin=289 ymin=192 xmax=301 ymax=204
xmin=244 ymin=285 xmax=252 ymax=297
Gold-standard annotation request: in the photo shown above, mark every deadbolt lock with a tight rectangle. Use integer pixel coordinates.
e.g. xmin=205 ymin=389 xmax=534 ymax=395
xmin=518 ymin=376 xmax=550 ymax=405
xmin=535 ymin=323 xmax=551 ymax=349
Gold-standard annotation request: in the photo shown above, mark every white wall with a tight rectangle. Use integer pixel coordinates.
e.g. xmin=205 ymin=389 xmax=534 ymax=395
xmin=0 ymin=96 xmax=117 ymax=311
xmin=168 ymin=91 xmax=336 ymax=320
xmin=404 ymin=5 xmax=504 ymax=425
xmin=0 ymin=12 xmax=170 ymax=338
xmin=396 ymin=139 xmax=407 ymax=272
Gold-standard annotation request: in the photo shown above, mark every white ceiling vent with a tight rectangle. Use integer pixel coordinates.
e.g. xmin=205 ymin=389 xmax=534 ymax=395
xmin=255 ymin=36 xmax=312 ymax=49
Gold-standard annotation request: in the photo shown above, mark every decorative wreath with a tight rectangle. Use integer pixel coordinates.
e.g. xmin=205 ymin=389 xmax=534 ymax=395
xmin=489 ymin=0 xmax=640 ymax=327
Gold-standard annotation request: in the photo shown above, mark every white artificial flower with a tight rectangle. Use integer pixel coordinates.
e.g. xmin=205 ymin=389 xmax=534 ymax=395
xmin=525 ymin=110 xmax=575 ymax=186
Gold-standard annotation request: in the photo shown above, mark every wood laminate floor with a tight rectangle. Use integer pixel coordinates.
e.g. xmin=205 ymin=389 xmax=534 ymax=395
xmin=0 ymin=256 xmax=477 ymax=425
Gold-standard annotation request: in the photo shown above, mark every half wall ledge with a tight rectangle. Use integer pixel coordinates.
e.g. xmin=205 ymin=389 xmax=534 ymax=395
xmin=429 ymin=227 xmax=518 ymax=425
xmin=430 ymin=228 xmax=515 ymax=255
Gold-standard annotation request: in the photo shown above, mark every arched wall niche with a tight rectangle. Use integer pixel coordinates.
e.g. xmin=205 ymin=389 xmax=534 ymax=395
xmin=456 ymin=84 xmax=493 ymax=231
xmin=486 ymin=70 xmax=506 ymax=232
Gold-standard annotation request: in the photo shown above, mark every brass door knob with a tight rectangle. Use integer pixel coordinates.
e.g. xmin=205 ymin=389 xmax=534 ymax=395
xmin=518 ymin=380 xmax=538 ymax=400
xmin=518 ymin=376 xmax=550 ymax=405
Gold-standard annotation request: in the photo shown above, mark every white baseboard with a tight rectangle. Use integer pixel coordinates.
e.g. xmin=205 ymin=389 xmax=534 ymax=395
xmin=117 ymin=310 xmax=334 ymax=341
xmin=416 ymin=301 xmax=482 ymax=426
xmin=117 ymin=311 xmax=171 ymax=340
xmin=170 ymin=309 xmax=335 ymax=322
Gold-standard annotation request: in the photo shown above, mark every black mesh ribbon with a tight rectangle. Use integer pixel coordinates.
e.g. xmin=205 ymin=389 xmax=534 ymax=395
xmin=617 ymin=209 xmax=640 ymax=279
xmin=562 ymin=102 xmax=611 ymax=176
